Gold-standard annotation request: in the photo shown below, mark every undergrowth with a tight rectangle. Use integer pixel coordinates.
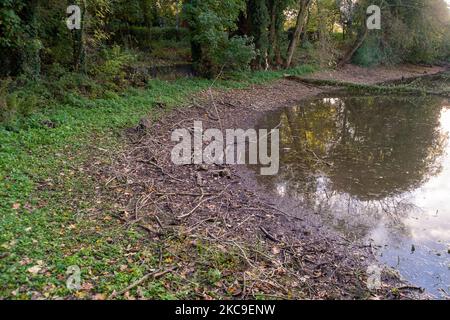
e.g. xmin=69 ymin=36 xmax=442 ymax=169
xmin=0 ymin=65 xmax=317 ymax=299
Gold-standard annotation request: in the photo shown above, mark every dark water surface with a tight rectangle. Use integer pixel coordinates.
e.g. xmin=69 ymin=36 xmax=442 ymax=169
xmin=256 ymin=94 xmax=450 ymax=298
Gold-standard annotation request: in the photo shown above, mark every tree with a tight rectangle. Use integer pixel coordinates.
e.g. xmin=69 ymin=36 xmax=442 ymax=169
xmin=247 ymin=0 xmax=270 ymax=69
xmin=267 ymin=0 xmax=291 ymax=66
xmin=339 ymin=0 xmax=450 ymax=67
xmin=285 ymin=0 xmax=313 ymax=68
xmin=184 ymin=0 xmax=255 ymax=77
xmin=70 ymin=0 xmax=86 ymax=72
xmin=0 ymin=0 xmax=41 ymax=78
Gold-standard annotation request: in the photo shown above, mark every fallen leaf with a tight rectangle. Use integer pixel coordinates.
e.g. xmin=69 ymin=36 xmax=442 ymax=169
xmin=27 ymin=265 xmax=42 ymax=275
xmin=81 ymin=282 xmax=94 ymax=291
xmin=119 ymin=265 xmax=128 ymax=272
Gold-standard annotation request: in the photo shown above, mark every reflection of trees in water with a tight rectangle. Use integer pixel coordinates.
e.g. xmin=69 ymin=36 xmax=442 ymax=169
xmin=255 ymin=95 xmax=446 ymax=239
xmin=328 ymin=96 xmax=446 ymax=200
xmin=310 ymin=186 xmax=424 ymax=240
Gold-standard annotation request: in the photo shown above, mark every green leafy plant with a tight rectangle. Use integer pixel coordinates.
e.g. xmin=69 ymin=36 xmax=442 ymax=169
xmin=93 ymin=46 xmax=137 ymax=84
xmin=185 ymin=0 xmax=255 ymax=77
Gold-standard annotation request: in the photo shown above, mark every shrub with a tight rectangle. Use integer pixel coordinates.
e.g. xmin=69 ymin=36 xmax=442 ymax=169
xmin=185 ymin=0 xmax=255 ymax=77
xmin=0 ymin=79 xmax=42 ymax=125
xmin=352 ymin=37 xmax=383 ymax=67
xmin=195 ymin=36 xmax=256 ymax=77
xmin=47 ymin=72 xmax=104 ymax=99
xmin=93 ymin=46 xmax=137 ymax=85
xmin=352 ymin=3 xmax=449 ymax=66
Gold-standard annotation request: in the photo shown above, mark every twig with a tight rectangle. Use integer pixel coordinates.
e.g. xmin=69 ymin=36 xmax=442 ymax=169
xmin=396 ymin=285 xmax=425 ymax=292
xmin=193 ymin=102 xmax=220 ymax=121
xmin=306 ymin=148 xmax=332 ymax=167
xmin=208 ymin=64 xmax=225 ymax=131
xmin=262 ymin=204 xmax=304 ymax=221
xmin=145 ymin=160 xmax=184 ymax=182
xmin=260 ymin=226 xmax=280 ymax=242
xmin=110 ymin=213 xmax=161 ymax=236
xmin=154 ymin=215 xmax=164 ymax=230
xmin=108 ymin=266 xmax=177 ymax=299
xmin=176 ymin=191 xmax=207 ymax=219
xmin=176 ymin=185 xmax=230 ymax=219
xmin=230 ymin=240 xmax=256 ymax=268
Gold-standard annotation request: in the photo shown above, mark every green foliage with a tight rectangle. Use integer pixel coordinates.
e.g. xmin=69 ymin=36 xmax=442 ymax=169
xmin=0 ymin=67 xmax=320 ymax=298
xmin=48 ymin=72 xmax=104 ymax=100
xmin=93 ymin=46 xmax=137 ymax=84
xmin=185 ymin=0 xmax=255 ymax=76
xmin=0 ymin=0 xmax=41 ymax=77
xmin=0 ymin=79 xmax=44 ymax=125
xmin=297 ymin=0 xmax=340 ymax=68
xmin=149 ymin=40 xmax=191 ymax=62
xmin=210 ymin=36 xmax=256 ymax=75
xmin=248 ymin=0 xmax=270 ymax=68
xmin=20 ymin=39 xmax=43 ymax=79
xmin=125 ymin=26 xmax=189 ymax=43
xmin=352 ymin=0 xmax=450 ymax=66
xmin=352 ymin=37 xmax=383 ymax=67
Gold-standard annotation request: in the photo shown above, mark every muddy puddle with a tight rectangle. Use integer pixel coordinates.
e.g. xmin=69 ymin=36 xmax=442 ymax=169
xmin=253 ymin=94 xmax=450 ymax=298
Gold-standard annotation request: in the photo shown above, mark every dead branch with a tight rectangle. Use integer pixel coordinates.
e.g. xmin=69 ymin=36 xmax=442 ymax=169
xmin=260 ymin=226 xmax=280 ymax=242
xmin=108 ymin=266 xmax=177 ymax=299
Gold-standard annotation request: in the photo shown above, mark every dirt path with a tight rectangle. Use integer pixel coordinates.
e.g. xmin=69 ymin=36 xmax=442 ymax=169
xmin=97 ymin=65 xmax=445 ymax=300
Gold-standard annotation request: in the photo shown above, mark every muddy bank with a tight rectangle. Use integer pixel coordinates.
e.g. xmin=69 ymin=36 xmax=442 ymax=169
xmin=98 ymin=65 xmax=445 ymax=299
xmin=305 ymin=64 xmax=446 ymax=85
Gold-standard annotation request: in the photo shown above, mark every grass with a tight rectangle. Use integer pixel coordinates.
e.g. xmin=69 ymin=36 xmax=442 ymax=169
xmin=0 ymin=65 xmax=317 ymax=299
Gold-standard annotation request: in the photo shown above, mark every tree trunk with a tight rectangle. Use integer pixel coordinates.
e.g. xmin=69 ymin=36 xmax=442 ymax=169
xmin=337 ymin=24 xmax=368 ymax=68
xmin=285 ymin=0 xmax=312 ymax=68
xmin=248 ymin=0 xmax=270 ymax=70
xmin=20 ymin=0 xmax=41 ymax=79
xmin=274 ymin=7 xmax=284 ymax=66
xmin=72 ymin=0 xmax=86 ymax=73
xmin=141 ymin=0 xmax=152 ymax=28
xmin=268 ymin=0 xmax=277 ymax=62
xmin=267 ymin=0 xmax=286 ymax=67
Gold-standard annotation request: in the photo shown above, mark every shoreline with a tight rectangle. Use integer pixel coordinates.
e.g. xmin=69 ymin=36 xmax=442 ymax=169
xmin=97 ymin=64 xmax=445 ymax=299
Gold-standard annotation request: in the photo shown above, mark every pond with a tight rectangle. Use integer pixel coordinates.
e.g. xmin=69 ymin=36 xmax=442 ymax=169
xmin=255 ymin=93 xmax=450 ymax=299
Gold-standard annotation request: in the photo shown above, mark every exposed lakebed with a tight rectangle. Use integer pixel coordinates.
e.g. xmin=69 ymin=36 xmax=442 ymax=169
xmin=254 ymin=93 xmax=450 ymax=298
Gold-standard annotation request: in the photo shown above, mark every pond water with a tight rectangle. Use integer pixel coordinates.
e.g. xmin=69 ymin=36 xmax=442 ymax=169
xmin=255 ymin=94 xmax=450 ymax=299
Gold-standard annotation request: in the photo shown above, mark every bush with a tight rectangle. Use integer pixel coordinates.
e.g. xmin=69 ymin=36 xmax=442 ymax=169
xmin=352 ymin=4 xmax=449 ymax=67
xmin=185 ymin=0 xmax=254 ymax=77
xmin=215 ymin=36 xmax=256 ymax=73
xmin=92 ymin=46 xmax=137 ymax=85
xmin=0 ymin=79 xmax=42 ymax=125
xmin=47 ymin=71 xmax=104 ymax=99
xmin=193 ymin=35 xmax=256 ymax=78
xmin=352 ymin=37 xmax=383 ymax=67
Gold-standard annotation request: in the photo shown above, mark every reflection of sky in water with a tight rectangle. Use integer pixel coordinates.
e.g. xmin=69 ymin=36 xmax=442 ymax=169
xmin=258 ymin=96 xmax=450 ymax=299
xmin=371 ymin=107 xmax=450 ymax=299
xmin=406 ymin=108 xmax=450 ymax=244
xmin=367 ymin=107 xmax=450 ymax=299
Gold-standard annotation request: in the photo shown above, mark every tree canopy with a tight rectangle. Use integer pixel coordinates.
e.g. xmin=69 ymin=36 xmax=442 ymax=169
xmin=0 ymin=0 xmax=449 ymax=78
